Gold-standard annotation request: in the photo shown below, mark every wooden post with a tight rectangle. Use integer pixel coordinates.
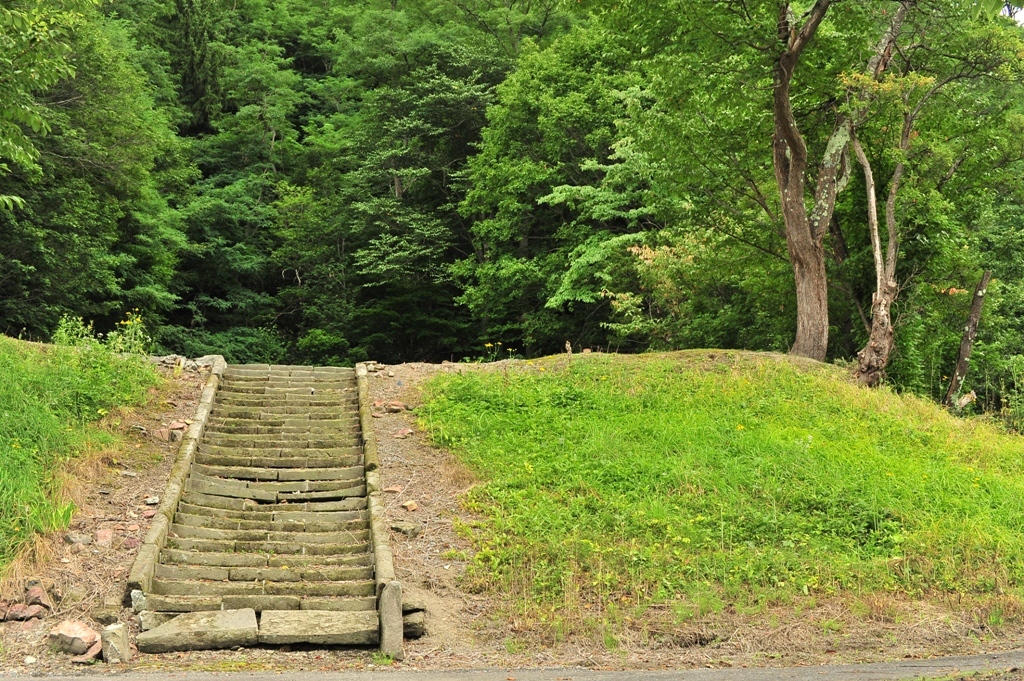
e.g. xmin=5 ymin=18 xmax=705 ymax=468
xmin=943 ymin=270 xmax=993 ymax=407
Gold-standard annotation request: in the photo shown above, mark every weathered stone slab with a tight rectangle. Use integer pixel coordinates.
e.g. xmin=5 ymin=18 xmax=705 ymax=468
xmin=137 ymin=609 xmax=258 ymax=653
xmin=138 ymin=611 xmax=178 ymax=631
xmin=299 ymin=597 xmax=377 ymax=612
xmin=160 ymin=549 xmax=268 ymax=567
xmin=221 ymin=595 xmax=300 ymax=611
xmin=257 ymin=610 xmax=378 ymax=645
xmin=379 ymin=581 xmax=404 ymax=660
xmin=101 ymin=623 xmax=132 ymax=663
xmin=143 ymin=594 xmax=223 ymax=612
xmin=264 ymin=580 xmax=375 ymax=597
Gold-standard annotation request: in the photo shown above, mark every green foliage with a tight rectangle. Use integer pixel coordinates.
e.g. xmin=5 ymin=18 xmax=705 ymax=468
xmin=0 ymin=326 xmax=159 ymax=566
xmin=422 ymin=352 xmax=1024 ymax=614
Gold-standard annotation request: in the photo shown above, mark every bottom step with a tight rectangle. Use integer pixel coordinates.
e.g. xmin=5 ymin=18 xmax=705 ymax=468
xmin=258 ymin=610 xmax=379 ymax=645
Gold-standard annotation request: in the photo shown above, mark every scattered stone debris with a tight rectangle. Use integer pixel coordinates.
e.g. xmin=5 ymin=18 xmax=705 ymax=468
xmin=395 ymin=428 xmax=414 ymax=439
xmin=101 ymin=623 xmax=132 ymax=663
xmin=49 ymin=620 xmax=101 ymax=655
xmin=390 ymin=520 xmax=423 ymax=538
xmin=383 ymin=485 xmax=403 ymax=493
xmin=401 ymin=500 xmax=419 ymax=512
xmin=65 ymin=531 xmax=92 ymax=545
xmin=95 ymin=528 xmax=114 ymax=547
xmin=144 ymin=495 xmax=160 ymax=505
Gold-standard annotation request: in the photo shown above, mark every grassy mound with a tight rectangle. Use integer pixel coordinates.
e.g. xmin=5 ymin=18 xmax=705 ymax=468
xmin=0 ymin=335 xmax=159 ymax=566
xmin=421 ymin=351 xmax=1024 ymax=618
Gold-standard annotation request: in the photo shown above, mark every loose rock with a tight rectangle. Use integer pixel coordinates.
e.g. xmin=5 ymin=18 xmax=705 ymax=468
xmin=25 ymin=585 xmax=52 ymax=609
xmin=391 ymin=520 xmax=423 ymax=538
xmin=49 ymin=620 xmax=101 ymax=655
xmin=144 ymin=496 xmax=160 ymax=505
xmin=71 ymin=641 xmax=103 ymax=664
xmin=403 ymin=611 xmax=426 ymax=639
xmin=401 ymin=500 xmax=419 ymax=512
xmin=102 ymin=623 xmax=132 ymax=663
xmin=7 ymin=603 xmax=45 ymax=621
xmin=95 ymin=528 xmax=114 ymax=547
xmin=90 ymin=605 xmax=120 ymax=626
xmin=65 ymin=532 xmax=92 ymax=545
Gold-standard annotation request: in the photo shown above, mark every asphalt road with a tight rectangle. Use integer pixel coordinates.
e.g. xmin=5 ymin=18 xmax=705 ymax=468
xmin=6 ymin=650 xmax=1024 ymax=681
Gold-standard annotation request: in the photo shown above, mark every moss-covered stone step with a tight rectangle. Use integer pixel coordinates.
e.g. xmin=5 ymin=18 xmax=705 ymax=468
xmin=202 ymin=435 xmax=361 ymax=449
xmin=144 ymin=594 xmax=375 ymax=613
xmin=197 ymin=444 xmax=361 ymax=459
xmin=151 ymin=578 xmax=376 ymax=598
xmin=175 ymin=503 xmax=367 ymax=522
xmin=179 ymin=491 xmax=366 ymax=513
xmin=165 ymin=536 xmax=370 ymax=555
xmin=159 ymin=549 xmax=373 ymax=569
xmin=193 ymin=452 xmax=363 ymax=469
xmin=154 ymin=564 xmax=374 ymax=583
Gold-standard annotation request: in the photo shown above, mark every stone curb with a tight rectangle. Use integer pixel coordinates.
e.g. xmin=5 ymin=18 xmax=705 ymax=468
xmin=355 ymin=362 xmax=402 ymax=660
xmin=126 ymin=356 xmax=227 ymax=606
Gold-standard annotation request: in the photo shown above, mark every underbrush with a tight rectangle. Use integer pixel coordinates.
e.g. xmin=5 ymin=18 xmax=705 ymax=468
xmin=421 ymin=351 xmax=1024 ymax=635
xmin=0 ymin=315 xmax=159 ymax=567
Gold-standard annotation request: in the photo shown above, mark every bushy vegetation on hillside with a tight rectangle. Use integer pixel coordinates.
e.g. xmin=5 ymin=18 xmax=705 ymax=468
xmin=0 ymin=319 xmax=158 ymax=565
xmin=2 ymin=0 xmax=1024 ymax=408
xmin=422 ymin=352 xmax=1024 ymax=621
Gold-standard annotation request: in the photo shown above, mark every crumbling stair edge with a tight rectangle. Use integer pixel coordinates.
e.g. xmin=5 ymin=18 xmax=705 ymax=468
xmin=126 ymin=356 xmax=228 ymax=606
xmin=355 ymin=362 xmax=403 ymax=660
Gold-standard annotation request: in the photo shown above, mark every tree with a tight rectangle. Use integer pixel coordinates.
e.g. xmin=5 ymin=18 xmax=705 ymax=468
xmin=0 ymin=0 xmax=97 ymax=209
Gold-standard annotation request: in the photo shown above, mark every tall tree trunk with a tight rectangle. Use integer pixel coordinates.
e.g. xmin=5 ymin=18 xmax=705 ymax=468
xmin=853 ymin=133 xmax=902 ymax=387
xmin=943 ymin=270 xmax=993 ymax=406
xmin=771 ymin=1 xmax=910 ymax=361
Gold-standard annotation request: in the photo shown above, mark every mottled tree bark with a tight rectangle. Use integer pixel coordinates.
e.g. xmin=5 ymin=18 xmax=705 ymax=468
xmin=943 ymin=271 xmax=993 ymax=406
xmin=772 ymin=1 xmax=910 ymax=361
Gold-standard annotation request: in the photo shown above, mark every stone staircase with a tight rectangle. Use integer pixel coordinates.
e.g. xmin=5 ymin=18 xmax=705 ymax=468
xmin=130 ymin=363 xmax=403 ymax=653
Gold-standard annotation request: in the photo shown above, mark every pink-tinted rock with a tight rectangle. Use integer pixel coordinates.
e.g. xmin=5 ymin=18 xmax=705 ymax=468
xmin=25 ymin=586 xmax=52 ymax=609
xmin=123 ymin=537 xmax=141 ymax=549
xmin=95 ymin=529 xmax=114 ymax=547
xmin=71 ymin=640 xmax=103 ymax=664
xmin=50 ymin=620 xmax=101 ymax=655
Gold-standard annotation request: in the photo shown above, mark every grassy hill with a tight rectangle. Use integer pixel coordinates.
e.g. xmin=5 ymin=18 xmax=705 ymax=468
xmin=420 ymin=351 xmax=1024 ymax=630
xmin=0 ymin=333 xmax=159 ymax=567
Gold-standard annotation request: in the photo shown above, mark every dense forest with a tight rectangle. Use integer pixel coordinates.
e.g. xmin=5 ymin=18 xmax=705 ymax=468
xmin=3 ymin=0 xmax=1024 ymax=409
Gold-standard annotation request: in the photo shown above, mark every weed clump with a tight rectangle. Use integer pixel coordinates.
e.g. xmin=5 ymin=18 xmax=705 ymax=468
xmin=0 ymin=314 xmax=159 ymax=566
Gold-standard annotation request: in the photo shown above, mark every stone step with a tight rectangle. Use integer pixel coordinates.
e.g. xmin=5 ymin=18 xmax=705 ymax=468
xmin=206 ymin=421 xmax=360 ymax=433
xmin=173 ymin=511 xmax=368 ymax=534
xmin=169 ymin=524 xmax=370 ymax=545
xmin=189 ymin=470 xmax=364 ymax=492
xmin=222 ymin=372 xmax=354 ymax=382
xmin=218 ymin=384 xmax=355 ymax=395
xmin=208 ymin=415 xmax=359 ymax=426
xmin=159 ymin=549 xmax=373 ymax=569
xmin=258 ymin=610 xmax=378 ymax=645
xmin=183 ymin=479 xmax=367 ymax=505
xmin=144 ymin=594 xmax=376 ymax=613
xmin=210 ymin=406 xmax=359 ymax=419
xmin=154 ymin=564 xmax=375 ymax=583
xmin=180 ymin=491 xmax=367 ymax=513
xmin=224 ymin=364 xmax=354 ymax=375
xmin=151 ymin=578 xmax=376 ymax=598
xmin=177 ymin=502 xmax=368 ymax=522
xmin=194 ymin=452 xmax=363 ymax=469
xmin=214 ymin=396 xmax=359 ymax=407
xmin=202 ymin=435 xmax=361 ymax=449
xmin=165 ymin=536 xmax=371 ymax=555
xmin=191 ymin=463 xmax=364 ymax=482
xmin=197 ymin=444 xmax=362 ymax=458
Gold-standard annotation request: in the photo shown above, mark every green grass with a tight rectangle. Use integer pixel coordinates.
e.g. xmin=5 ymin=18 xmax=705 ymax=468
xmin=0 ymin=334 xmax=159 ymax=566
xmin=420 ymin=351 xmax=1024 ymax=614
